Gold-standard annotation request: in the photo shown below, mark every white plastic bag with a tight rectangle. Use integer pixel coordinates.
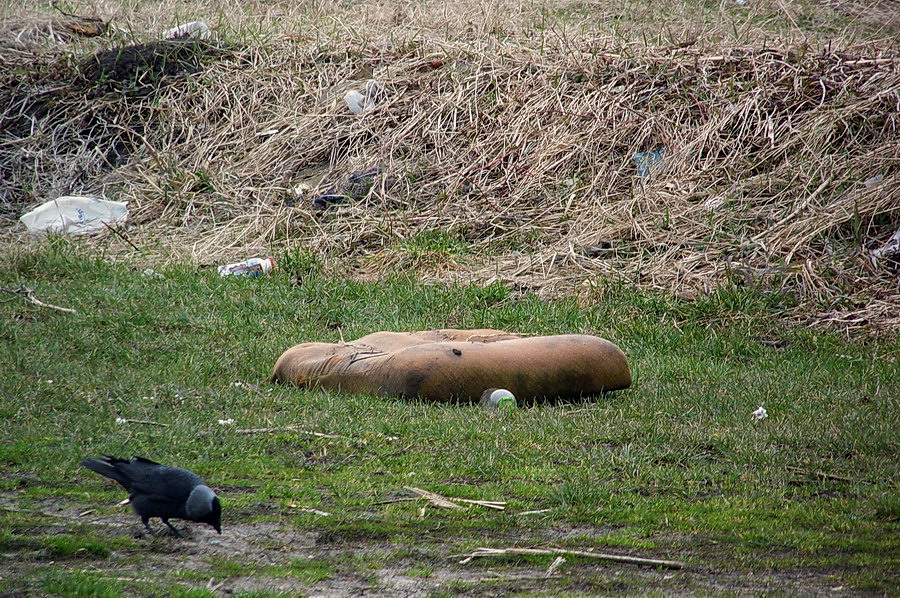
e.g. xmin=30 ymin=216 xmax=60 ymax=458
xmin=19 ymin=196 xmax=129 ymax=236
xmin=344 ymin=80 xmax=383 ymax=114
xmin=162 ymin=21 xmax=211 ymax=40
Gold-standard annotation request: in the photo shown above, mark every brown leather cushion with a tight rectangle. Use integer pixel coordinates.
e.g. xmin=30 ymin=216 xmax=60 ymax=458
xmin=272 ymin=328 xmax=631 ymax=402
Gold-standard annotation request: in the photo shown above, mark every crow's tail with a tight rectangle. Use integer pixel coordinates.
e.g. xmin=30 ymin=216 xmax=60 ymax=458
xmin=80 ymin=456 xmax=131 ymax=490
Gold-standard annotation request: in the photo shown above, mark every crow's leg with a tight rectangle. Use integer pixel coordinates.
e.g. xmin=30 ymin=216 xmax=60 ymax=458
xmin=141 ymin=517 xmax=156 ymax=536
xmin=162 ymin=519 xmax=183 ymax=537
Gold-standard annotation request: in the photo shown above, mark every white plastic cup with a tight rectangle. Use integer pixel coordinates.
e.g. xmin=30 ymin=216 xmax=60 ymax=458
xmin=479 ymin=388 xmax=517 ymax=411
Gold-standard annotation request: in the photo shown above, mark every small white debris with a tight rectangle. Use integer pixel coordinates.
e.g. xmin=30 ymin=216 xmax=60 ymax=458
xmin=546 ymin=555 xmax=566 ymax=577
xmin=162 ymin=21 xmax=211 ymax=40
xmin=46 ymin=379 xmax=53 ymax=384
xmin=344 ymin=80 xmax=383 ymax=114
xmin=704 ymin=196 xmax=726 ymax=212
xmin=870 ymin=229 xmax=900 ymax=266
xmin=863 ymin=174 xmax=884 ymax=188
xmin=142 ymin=268 xmax=162 ymax=278
xmin=752 ymin=406 xmax=768 ymax=420
xmin=218 ymin=419 xmax=235 ymax=426
xmin=115 ymin=417 xmax=127 ymax=425
xmin=288 ymin=505 xmax=332 ymax=516
xmin=344 ymin=90 xmax=366 ymax=114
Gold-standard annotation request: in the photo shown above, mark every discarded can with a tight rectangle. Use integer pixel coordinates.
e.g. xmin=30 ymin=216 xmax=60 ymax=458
xmin=218 ymin=257 xmax=276 ymax=277
xmin=479 ymin=388 xmax=517 ymax=411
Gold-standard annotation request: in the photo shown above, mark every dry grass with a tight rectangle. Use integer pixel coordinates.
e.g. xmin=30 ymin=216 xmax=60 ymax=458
xmin=1 ymin=1 xmax=898 ymax=331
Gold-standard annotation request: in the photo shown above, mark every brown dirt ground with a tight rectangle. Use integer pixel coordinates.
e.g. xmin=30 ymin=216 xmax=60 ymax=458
xmin=1 ymin=491 xmax=878 ymax=597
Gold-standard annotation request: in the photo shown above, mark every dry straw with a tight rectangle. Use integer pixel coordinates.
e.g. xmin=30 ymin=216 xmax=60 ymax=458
xmin=1 ymin=3 xmax=897 ymax=330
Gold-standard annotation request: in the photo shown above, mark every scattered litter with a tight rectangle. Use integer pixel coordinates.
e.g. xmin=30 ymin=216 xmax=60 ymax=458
xmin=863 ymin=174 xmax=884 ymax=188
xmin=141 ymin=268 xmax=163 ymax=278
xmin=311 ymin=167 xmax=383 ymax=208
xmin=632 ymin=148 xmax=666 ymax=178
xmin=20 ymin=196 xmax=128 ymax=236
xmin=162 ymin=21 xmax=211 ymax=40
xmin=455 ymin=547 xmax=684 ymax=569
xmin=217 ymin=419 xmax=235 ymax=426
xmin=752 ymin=406 xmax=768 ymax=420
xmin=344 ymin=79 xmax=383 ymax=114
xmin=479 ymin=388 xmax=517 ymax=411
xmin=218 ymin=257 xmax=276 ymax=277
xmin=735 ymin=0 xmax=748 ymax=6
xmin=870 ymin=229 xmax=900 ymax=266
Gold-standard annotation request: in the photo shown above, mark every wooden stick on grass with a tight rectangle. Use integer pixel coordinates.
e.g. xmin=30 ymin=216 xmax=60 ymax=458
xmin=235 ymin=425 xmax=345 ymax=439
xmin=1 ymin=286 xmax=76 ymax=314
xmin=456 ymin=547 xmax=685 ymax=570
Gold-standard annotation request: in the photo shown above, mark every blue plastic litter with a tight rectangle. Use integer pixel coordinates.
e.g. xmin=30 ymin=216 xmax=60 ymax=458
xmin=632 ymin=149 xmax=666 ymax=178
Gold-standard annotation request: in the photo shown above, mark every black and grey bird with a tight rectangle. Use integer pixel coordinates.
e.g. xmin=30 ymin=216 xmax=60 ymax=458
xmin=80 ymin=455 xmax=222 ymax=537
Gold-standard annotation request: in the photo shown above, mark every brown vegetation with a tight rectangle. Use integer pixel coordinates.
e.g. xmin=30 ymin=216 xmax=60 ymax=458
xmin=1 ymin=1 xmax=897 ymax=330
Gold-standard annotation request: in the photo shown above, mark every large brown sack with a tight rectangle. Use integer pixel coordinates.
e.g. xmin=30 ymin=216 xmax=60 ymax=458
xmin=273 ymin=329 xmax=631 ymax=402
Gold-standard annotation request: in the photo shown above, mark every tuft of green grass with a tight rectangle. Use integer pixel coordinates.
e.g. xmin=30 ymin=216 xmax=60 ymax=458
xmin=42 ymin=534 xmax=112 ymax=558
xmin=42 ymin=569 xmax=124 ymax=598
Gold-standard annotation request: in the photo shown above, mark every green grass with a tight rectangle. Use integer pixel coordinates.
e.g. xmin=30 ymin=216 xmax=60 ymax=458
xmin=0 ymin=238 xmax=897 ymax=595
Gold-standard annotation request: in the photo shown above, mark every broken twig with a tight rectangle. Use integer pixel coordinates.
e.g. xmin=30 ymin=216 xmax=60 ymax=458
xmin=456 ymin=547 xmax=684 ymax=570
xmin=235 ymin=425 xmax=345 ymax=439
xmin=101 ymin=221 xmax=140 ymax=251
xmin=403 ymin=486 xmax=508 ymax=511
xmin=115 ymin=418 xmax=169 ymax=427
xmin=404 ymin=486 xmax=465 ymax=510
xmin=1 ymin=286 xmax=76 ymax=313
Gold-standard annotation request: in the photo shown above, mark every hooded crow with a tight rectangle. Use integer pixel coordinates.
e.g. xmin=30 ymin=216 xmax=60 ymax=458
xmin=81 ymin=455 xmax=222 ymax=536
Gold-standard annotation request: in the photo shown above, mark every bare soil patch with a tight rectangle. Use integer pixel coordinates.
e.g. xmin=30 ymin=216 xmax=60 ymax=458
xmin=1 ymin=491 xmax=881 ymax=596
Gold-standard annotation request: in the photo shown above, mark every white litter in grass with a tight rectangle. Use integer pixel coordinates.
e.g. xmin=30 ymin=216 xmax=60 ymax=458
xmin=218 ymin=419 xmax=235 ymax=425
xmin=863 ymin=174 xmax=884 ymax=188
xmin=752 ymin=406 xmax=768 ymax=420
xmin=20 ymin=196 xmax=128 ymax=236
xmin=162 ymin=21 xmax=211 ymax=40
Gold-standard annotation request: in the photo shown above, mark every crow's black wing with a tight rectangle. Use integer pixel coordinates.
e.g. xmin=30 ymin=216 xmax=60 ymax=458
xmin=81 ymin=456 xmax=133 ymax=491
xmin=123 ymin=461 xmax=205 ymax=503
